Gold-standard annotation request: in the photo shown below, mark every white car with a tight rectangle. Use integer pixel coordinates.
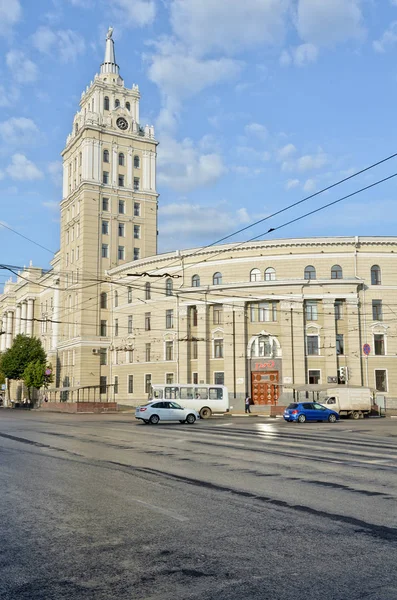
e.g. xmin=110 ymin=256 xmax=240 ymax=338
xmin=135 ymin=401 xmax=200 ymax=425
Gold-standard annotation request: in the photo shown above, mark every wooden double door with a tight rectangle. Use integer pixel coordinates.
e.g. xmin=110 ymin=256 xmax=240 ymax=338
xmin=251 ymin=371 xmax=280 ymax=405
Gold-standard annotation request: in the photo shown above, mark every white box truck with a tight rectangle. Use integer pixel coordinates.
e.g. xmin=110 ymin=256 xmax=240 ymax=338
xmin=321 ymin=387 xmax=373 ymax=419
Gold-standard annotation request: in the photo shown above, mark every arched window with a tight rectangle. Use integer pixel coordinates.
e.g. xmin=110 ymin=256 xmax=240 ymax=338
xmin=114 ymin=290 xmax=118 ymax=307
xmin=250 ymin=268 xmax=261 ymax=282
xmin=100 ymin=292 xmax=107 ymax=309
xmin=103 ymin=149 xmax=109 ymax=163
xmin=134 ymin=155 xmax=140 ymax=169
xmin=264 ymin=267 xmax=276 ymax=281
xmin=126 ymin=102 xmax=130 ymax=111
xmin=118 ymin=153 xmax=125 ymax=166
xmin=331 ymin=265 xmax=343 ymax=279
xmin=115 ymin=99 xmax=120 ymax=108
xmin=371 ymin=265 xmax=381 ymax=285
xmin=104 ymin=96 xmax=109 ymax=111
xmin=165 ymin=278 xmax=173 ymax=296
xmin=250 ymin=335 xmax=279 ymax=358
xmin=213 ymin=272 xmax=222 ymax=285
xmin=192 ymin=274 xmax=200 ymax=287
xmin=304 ymin=265 xmax=316 ymax=280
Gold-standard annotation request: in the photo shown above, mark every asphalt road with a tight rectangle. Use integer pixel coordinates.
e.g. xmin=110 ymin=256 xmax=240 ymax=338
xmin=0 ymin=411 xmax=396 ymax=600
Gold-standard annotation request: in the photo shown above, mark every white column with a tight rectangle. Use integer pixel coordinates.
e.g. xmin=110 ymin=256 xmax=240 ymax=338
xmin=150 ymin=151 xmax=156 ymax=191
xmin=15 ymin=304 xmax=21 ymax=336
xmin=142 ymin=151 xmax=149 ymax=190
xmin=93 ymin=141 xmax=101 ymax=183
xmin=127 ymin=148 xmax=133 ymax=188
xmin=87 ymin=139 xmax=94 ymax=180
xmin=1 ymin=314 xmax=6 ymax=351
xmin=112 ymin=144 xmax=118 ymax=186
xmin=21 ymin=302 xmax=27 ymax=335
xmin=6 ymin=311 xmax=13 ymax=349
xmin=82 ymin=140 xmax=89 ymax=180
xmin=62 ymin=162 xmax=68 ymax=199
xmin=134 ymin=98 xmax=139 ymax=124
xmin=52 ymin=278 xmax=60 ymax=351
xmin=27 ymin=298 xmax=34 ymax=337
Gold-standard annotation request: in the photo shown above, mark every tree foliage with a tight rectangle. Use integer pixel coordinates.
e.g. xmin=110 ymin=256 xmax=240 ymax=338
xmin=23 ymin=360 xmax=47 ymax=391
xmin=0 ymin=335 xmax=46 ymax=381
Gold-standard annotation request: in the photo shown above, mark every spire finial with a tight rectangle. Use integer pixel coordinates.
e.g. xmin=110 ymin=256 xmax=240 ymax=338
xmin=100 ymin=27 xmax=119 ymax=76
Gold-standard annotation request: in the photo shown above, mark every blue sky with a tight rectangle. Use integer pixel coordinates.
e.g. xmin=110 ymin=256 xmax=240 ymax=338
xmin=1 ymin=0 xmax=397 ymax=282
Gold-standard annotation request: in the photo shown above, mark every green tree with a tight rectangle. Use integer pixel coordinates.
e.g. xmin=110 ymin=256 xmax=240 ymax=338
xmin=23 ymin=360 xmax=47 ymax=393
xmin=0 ymin=335 xmax=46 ymax=382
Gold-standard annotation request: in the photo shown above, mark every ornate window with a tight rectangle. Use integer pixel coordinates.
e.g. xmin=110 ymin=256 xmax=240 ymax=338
xmin=103 ymin=149 xmax=109 ymax=163
xmin=192 ymin=274 xmax=200 ymax=287
xmin=304 ymin=265 xmax=316 ymax=280
xmin=249 ymin=334 xmax=280 ymax=358
xmin=213 ymin=272 xmax=222 ymax=285
xmin=331 ymin=265 xmax=343 ymax=279
xmin=264 ymin=267 xmax=276 ymax=281
xmin=134 ymin=155 xmax=140 ymax=169
xmin=165 ymin=278 xmax=173 ymax=296
xmin=104 ymin=96 xmax=109 ymax=111
xmin=250 ymin=268 xmax=261 ymax=282
xmin=119 ymin=153 xmax=125 ymax=166
xmin=371 ymin=265 xmax=381 ymax=285
xmin=115 ymin=99 xmax=120 ymax=108
xmin=126 ymin=102 xmax=131 ymax=111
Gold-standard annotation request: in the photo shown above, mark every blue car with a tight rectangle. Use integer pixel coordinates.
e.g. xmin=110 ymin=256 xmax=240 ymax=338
xmin=284 ymin=402 xmax=339 ymax=423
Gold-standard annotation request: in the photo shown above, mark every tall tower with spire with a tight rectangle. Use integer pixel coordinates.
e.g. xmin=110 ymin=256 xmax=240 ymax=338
xmin=58 ymin=29 xmax=158 ymax=392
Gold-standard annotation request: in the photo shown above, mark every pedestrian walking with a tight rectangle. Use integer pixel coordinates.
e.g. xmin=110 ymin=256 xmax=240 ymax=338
xmin=245 ymin=395 xmax=251 ymax=414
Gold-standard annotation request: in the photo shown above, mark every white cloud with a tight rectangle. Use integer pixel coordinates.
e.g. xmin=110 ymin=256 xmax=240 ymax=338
xmin=373 ymin=22 xmax=397 ymax=53
xmin=278 ymin=143 xmax=297 ymax=160
xmin=32 ymin=27 xmax=85 ymax=63
xmin=6 ymin=50 xmax=38 ymax=84
xmin=294 ymin=43 xmax=318 ymax=66
xmin=48 ymin=161 xmax=63 ymax=186
xmin=279 ymin=50 xmax=292 ymax=66
xmin=6 ymin=154 xmax=43 ymax=180
xmin=157 ymin=135 xmax=227 ymax=192
xmin=148 ymin=46 xmax=242 ymax=132
xmin=159 ymin=202 xmax=252 ymax=239
xmin=280 ymin=44 xmax=318 ymax=67
xmin=0 ymin=170 xmax=4 ymax=181
xmin=0 ymin=0 xmax=21 ymax=37
xmin=286 ymin=179 xmax=300 ymax=190
xmin=42 ymin=201 xmax=59 ymax=210
xmin=303 ymin=178 xmax=316 ymax=192
xmin=282 ymin=150 xmax=329 ymax=172
xmin=0 ymin=85 xmax=19 ymax=108
xmin=110 ymin=0 xmax=156 ymax=27
xmin=244 ymin=123 xmax=268 ymax=141
xmin=170 ymin=0 xmax=290 ymax=56
xmin=296 ymin=0 xmax=365 ymax=47
xmin=148 ymin=50 xmax=242 ymax=104
xmin=0 ymin=117 xmax=39 ymax=145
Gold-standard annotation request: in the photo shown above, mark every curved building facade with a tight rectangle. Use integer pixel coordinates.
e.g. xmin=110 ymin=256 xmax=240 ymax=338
xmin=0 ymin=33 xmax=396 ymax=409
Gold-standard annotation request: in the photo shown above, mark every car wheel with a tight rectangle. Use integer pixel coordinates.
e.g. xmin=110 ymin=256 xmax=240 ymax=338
xmin=351 ymin=411 xmax=360 ymax=420
xmin=149 ymin=414 xmax=160 ymax=425
xmin=199 ymin=407 xmax=212 ymax=419
xmin=297 ymin=414 xmax=306 ymax=423
xmin=186 ymin=413 xmax=196 ymax=424
xmin=328 ymin=414 xmax=337 ymax=423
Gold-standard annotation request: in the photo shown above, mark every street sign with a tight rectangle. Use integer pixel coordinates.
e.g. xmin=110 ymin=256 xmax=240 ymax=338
xmin=363 ymin=343 xmax=371 ymax=356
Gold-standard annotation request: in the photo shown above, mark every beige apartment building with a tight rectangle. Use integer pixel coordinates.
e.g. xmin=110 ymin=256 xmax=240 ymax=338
xmin=1 ymin=32 xmax=397 ymax=408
